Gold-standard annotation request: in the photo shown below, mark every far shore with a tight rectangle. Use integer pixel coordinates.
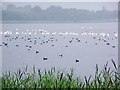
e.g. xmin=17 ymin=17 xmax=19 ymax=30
xmin=2 ymin=19 xmax=118 ymax=24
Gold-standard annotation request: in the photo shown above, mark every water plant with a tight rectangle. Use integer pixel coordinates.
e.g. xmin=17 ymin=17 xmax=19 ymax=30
xmin=1 ymin=60 xmax=120 ymax=89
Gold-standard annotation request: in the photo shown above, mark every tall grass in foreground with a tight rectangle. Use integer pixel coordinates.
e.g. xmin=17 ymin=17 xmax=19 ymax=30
xmin=1 ymin=60 xmax=120 ymax=89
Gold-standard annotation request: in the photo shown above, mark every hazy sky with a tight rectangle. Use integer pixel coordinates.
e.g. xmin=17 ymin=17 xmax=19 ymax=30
xmin=2 ymin=2 xmax=118 ymax=11
xmin=2 ymin=0 xmax=119 ymax=2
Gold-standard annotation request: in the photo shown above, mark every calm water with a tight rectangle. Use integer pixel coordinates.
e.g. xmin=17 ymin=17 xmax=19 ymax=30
xmin=1 ymin=22 xmax=118 ymax=77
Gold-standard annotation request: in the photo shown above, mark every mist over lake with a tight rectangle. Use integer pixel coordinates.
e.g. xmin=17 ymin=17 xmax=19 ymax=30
xmin=2 ymin=22 xmax=118 ymax=77
xmin=1 ymin=2 xmax=118 ymax=78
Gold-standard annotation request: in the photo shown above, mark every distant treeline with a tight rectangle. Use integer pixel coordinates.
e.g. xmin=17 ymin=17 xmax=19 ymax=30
xmin=2 ymin=4 xmax=118 ymax=22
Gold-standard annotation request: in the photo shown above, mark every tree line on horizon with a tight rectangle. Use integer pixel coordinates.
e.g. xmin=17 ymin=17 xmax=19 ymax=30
xmin=2 ymin=4 xmax=118 ymax=22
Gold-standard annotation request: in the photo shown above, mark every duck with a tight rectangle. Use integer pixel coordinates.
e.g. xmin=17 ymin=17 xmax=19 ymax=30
xmin=75 ymin=59 xmax=79 ymax=63
xmin=36 ymin=50 xmax=39 ymax=54
xmin=43 ymin=57 xmax=48 ymax=61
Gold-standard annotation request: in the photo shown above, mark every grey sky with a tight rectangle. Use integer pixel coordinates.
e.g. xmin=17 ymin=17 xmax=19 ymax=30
xmin=2 ymin=0 xmax=119 ymax=2
xmin=2 ymin=2 xmax=118 ymax=11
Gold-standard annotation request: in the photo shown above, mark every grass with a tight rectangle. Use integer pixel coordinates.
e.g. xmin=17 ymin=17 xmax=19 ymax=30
xmin=1 ymin=60 xmax=120 ymax=89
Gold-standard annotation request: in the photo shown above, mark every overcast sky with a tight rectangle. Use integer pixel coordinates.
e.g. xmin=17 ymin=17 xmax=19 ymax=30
xmin=2 ymin=0 xmax=119 ymax=2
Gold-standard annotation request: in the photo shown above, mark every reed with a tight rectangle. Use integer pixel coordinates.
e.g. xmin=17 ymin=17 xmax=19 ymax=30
xmin=1 ymin=60 xmax=120 ymax=89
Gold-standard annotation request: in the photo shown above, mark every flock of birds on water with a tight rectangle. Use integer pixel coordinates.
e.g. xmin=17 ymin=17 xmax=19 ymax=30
xmin=0 ymin=29 xmax=118 ymax=63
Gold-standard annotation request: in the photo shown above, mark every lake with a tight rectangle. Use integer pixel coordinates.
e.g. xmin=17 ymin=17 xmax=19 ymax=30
xmin=1 ymin=22 xmax=118 ymax=77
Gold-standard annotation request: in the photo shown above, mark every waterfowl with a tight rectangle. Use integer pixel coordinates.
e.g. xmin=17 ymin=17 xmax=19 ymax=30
xmin=52 ymin=45 xmax=54 ymax=47
xmin=16 ymin=45 xmax=19 ymax=47
xmin=77 ymin=40 xmax=80 ymax=42
xmin=29 ymin=45 xmax=32 ymax=48
xmin=112 ymin=46 xmax=115 ymax=48
xmin=43 ymin=57 xmax=48 ymax=60
xmin=69 ymin=40 xmax=72 ymax=43
xmin=76 ymin=59 xmax=79 ymax=63
xmin=59 ymin=54 xmax=63 ymax=57
xmin=65 ymin=45 xmax=68 ymax=47
xmin=36 ymin=51 xmax=39 ymax=54
xmin=106 ymin=43 xmax=110 ymax=45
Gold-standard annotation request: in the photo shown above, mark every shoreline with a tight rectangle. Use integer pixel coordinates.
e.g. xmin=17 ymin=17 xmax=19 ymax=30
xmin=2 ymin=20 xmax=118 ymax=24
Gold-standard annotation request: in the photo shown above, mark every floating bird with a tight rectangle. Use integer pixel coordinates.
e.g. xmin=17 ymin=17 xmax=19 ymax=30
xmin=93 ymin=37 xmax=96 ymax=39
xmin=26 ymin=45 xmax=28 ymax=47
xmin=4 ymin=43 xmax=8 ymax=46
xmin=106 ymin=43 xmax=110 ymax=45
xmin=59 ymin=54 xmax=63 ymax=57
xmin=29 ymin=45 xmax=32 ymax=48
xmin=65 ymin=45 xmax=68 ymax=47
xmin=95 ymin=43 xmax=97 ymax=45
xmin=75 ymin=59 xmax=79 ymax=63
xmin=16 ymin=45 xmax=19 ymax=47
xmin=112 ymin=46 xmax=115 ymax=48
xmin=4 ymin=35 xmax=8 ymax=37
xmin=28 ymin=38 xmax=31 ymax=40
xmin=69 ymin=40 xmax=72 ymax=43
xmin=52 ymin=45 xmax=54 ymax=47
xmin=98 ymin=38 xmax=101 ymax=41
xmin=36 ymin=51 xmax=39 ymax=54
xmin=43 ymin=57 xmax=48 ymax=61
xmin=46 ymin=41 xmax=48 ymax=43
xmin=15 ymin=37 xmax=18 ymax=40
xmin=77 ymin=40 xmax=80 ymax=42
xmin=103 ymin=40 xmax=107 ymax=42
xmin=76 ymin=38 xmax=78 ymax=40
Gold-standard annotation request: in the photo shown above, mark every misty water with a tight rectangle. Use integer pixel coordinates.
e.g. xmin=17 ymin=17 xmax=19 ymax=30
xmin=2 ymin=22 xmax=118 ymax=77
